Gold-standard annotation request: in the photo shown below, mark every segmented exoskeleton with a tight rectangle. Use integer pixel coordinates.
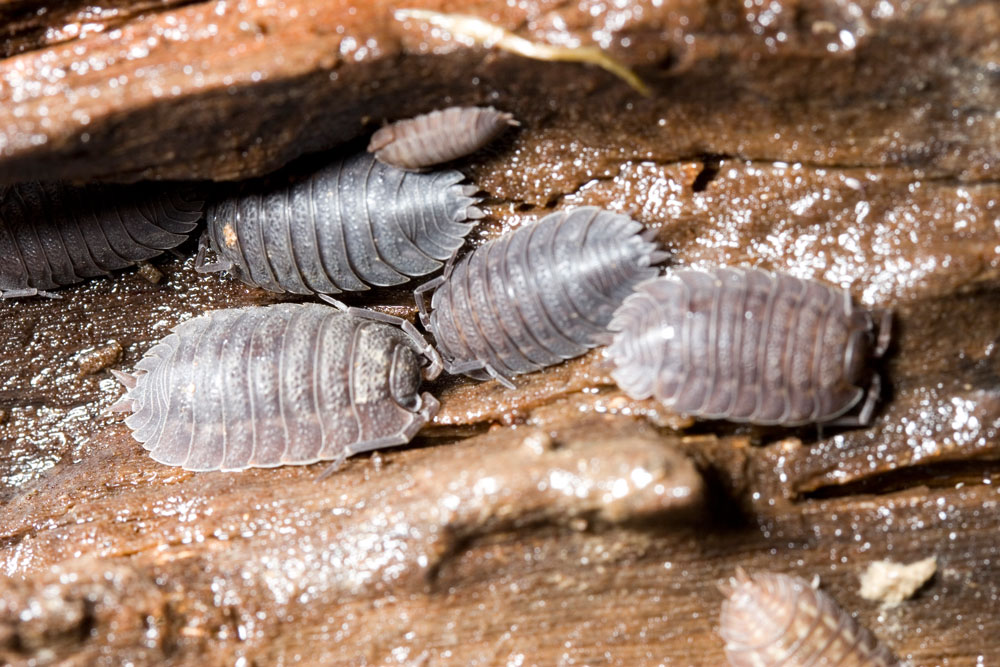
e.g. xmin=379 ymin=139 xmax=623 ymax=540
xmin=368 ymin=106 xmax=518 ymax=170
xmin=720 ymin=569 xmax=903 ymax=666
xmin=0 ymin=182 xmax=204 ymax=297
xmin=111 ymin=303 xmax=441 ymax=472
xmin=417 ymin=206 xmax=667 ymax=387
xmin=198 ymin=152 xmax=482 ymax=295
xmin=607 ymin=267 xmax=891 ymax=426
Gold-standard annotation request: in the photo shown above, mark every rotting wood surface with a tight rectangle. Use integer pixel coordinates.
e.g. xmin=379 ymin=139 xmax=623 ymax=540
xmin=1 ymin=0 xmax=999 ymax=665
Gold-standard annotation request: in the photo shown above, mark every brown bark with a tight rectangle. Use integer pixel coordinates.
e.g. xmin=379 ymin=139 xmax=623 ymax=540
xmin=1 ymin=0 xmax=998 ymax=665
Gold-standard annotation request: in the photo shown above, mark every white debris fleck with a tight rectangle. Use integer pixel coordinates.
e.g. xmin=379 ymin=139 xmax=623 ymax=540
xmin=859 ymin=556 xmax=937 ymax=605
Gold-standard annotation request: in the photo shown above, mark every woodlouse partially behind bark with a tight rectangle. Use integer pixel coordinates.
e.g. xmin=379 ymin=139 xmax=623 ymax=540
xmin=719 ymin=569 xmax=903 ymax=666
xmin=367 ymin=106 xmax=518 ymax=170
xmin=111 ymin=303 xmax=441 ymax=472
xmin=0 ymin=182 xmax=204 ymax=298
xmin=417 ymin=206 xmax=667 ymax=386
xmin=606 ymin=267 xmax=891 ymax=426
xmin=198 ymin=152 xmax=482 ymax=295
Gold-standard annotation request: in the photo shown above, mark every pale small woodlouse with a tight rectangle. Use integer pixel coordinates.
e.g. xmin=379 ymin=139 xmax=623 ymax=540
xmin=606 ymin=267 xmax=891 ymax=426
xmin=0 ymin=182 xmax=204 ymax=298
xmin=719 ymin=569 xmax=903 ymax=666
xmin=367 ymin=106 xmax=518 ymax=171
xmin=417 ymin=206 xmax=667 ymax=387
xmin=197 ymin=152 xmax=482 ymax=295
xmin=111 ymin=303 xmax=442 ymax=472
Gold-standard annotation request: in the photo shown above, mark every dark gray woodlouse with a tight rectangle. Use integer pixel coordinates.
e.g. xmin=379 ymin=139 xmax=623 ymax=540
xmin=0 ymin=182 xmax=204 ymax=298
xmin=720 ymin=569 xmax=903 ymax=666
xmin=606 ymin=267 xmax=891 ymax=426
xmin=111 ymin=303 xmax=441 ymax=472
xmin=197 ymin=152 xmax=482 ymax=295
xmin=417 ymin=206 xmax=667 ymax=386
xmin=367 ymin=106 xmax=518 ymax=170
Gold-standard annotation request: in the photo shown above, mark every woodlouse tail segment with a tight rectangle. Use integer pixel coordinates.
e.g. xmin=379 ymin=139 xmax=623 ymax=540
xmin=456 ymin=185 xmax=485 ymax=221
xmin=638 ymin=227 xmax=671 ymax=267
xmin=366 ymin=125 xmax=396 ymax=154
xmin=108 ymin=370 xmax=139 ymax=414
xmin=110 ymin=369 xmax=138 ymax=391
xmin=193 ymin=233 xmax=233 ymax=274
xmin=718 ymin=566 xmax=752 ymax=597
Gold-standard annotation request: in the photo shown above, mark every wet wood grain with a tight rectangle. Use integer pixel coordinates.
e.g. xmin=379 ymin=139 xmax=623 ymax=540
xmin=1 ymin=1 xmax=998 ymax=665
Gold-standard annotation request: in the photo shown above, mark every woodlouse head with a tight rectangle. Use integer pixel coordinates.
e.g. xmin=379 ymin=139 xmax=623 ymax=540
xmin=389 ymin=343 xmax=424 ymax=410
xmin=843 ymin=323 xmax=875 ymax=388
xmin=843 ymin=306 xmax=892 ymax=388
xmin=367 ymin=124 xmax=397 ymax=153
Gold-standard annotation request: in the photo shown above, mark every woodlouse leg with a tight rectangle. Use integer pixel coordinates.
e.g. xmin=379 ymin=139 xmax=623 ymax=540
xmin=315 ymin=448 xmax=350 ymax=482
xmin=414 ymin=252 xmax=461 ymax=327
xmin=873 ymin=308 xmax=893 ymax=357
xmin=482 ymin=364 xmax=517 ymax=390
xmin=417 ymin=391 xmax=441 ymax=424
xmin=826 ymin=374 xmax=882 ymax=428
xmin=315 ymin=403 xmax=434 ymax=482
xmin=413 ymin=276 xmax=445 ymax=327
xmin=193 ymin=234 xmax=232 ymax=274
xmin=317 ymin=294 xmax=350 ymax=311
xmin=319 ymin=295 xmax=445 ymax=381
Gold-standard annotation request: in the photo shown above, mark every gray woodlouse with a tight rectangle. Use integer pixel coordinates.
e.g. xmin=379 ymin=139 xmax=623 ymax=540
xmin=417 ymin=206 xmax=667 ymax=387
xmin=0 ymin=182 xmax=204 ymax=298
xmin=606 ymin=267 xmax=891 ymax=426
xmin=719 ymin=569 xmax=903 ymax=666
xmin=111 ymin=303 xmax=442 ymax=472
xmin=197 ymin=152 xmax=483 ymax=295
xmin=367 ymin=106 xmax=518 ymax=170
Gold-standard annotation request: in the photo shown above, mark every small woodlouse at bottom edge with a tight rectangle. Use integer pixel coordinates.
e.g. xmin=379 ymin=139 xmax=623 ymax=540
xmin=719 ymin=569 xmax=903 ymax=667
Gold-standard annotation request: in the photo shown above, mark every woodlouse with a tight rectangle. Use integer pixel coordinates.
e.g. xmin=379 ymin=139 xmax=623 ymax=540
xmin=197 ymin=152 xmax=482 ymax=295
xmin=606 ymin=267 xmax=891 ymax=426
xmin=111 ymin=303 xmax=441 ymax=472
xmin=719 ymin=569 xmax=903 ymax=666
xmin=417 ymin=206 xmax=666 ymax=386
xmin=367 ymin=106 xmax=518 ymax=170
xmin=0 ymin=183 xmax=204 ymax=298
